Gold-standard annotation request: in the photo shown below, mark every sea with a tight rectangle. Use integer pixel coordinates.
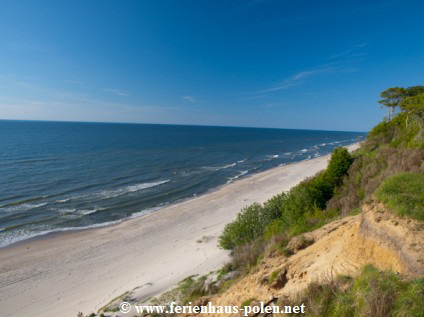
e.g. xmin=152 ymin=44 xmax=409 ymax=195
xmin=0 ymin=120 xmax=367 ymax=247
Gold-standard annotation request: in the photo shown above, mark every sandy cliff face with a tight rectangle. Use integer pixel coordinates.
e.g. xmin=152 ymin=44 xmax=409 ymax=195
xmin=181 ymin=202 xmax=424 ymax=317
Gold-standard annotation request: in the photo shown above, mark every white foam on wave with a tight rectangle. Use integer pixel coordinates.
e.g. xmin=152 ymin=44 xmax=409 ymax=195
xmin=130 ymin=206 xmax=164 ymax=219
xmin=202 ymin=162 xmax=237 ymax=171
xmin=226 ymin=170 xmax=249 ymax=184
xmin=300 ymin=149 xmax=308 ymax=153
xmin=60 ymin=180 xmax=170 ymax=201
xmin=0 ymin=202 xmax=47 ymax=213
xmin=78 ymin=209 xmax=100 ymax=215
xmin=57 ymin=208 xmax=77 ymax=213
xmin=98 ymin=180 xmax=170 ymax=198
xmin=0 ymin=220 xmax=123 ymax=248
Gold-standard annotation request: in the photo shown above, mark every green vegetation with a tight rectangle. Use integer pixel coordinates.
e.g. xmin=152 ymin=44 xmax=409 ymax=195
xmin=137 ymin=85 xmax=424 ymax=316
xmin=241 ymin=298 xmax=257 ymax=307
xmin=287 ymin=265 xmax=424 ymax=317
xmin=176 ymin=275 xmax=208 ymax=304
xmin=378 ymin=86 xmax=424 ymax=120
xmin=268 ymin=269 xmax=283 ymax=285
xmin=219 ymin=147 xmax=353 ymax=250
xmin=218 ymin=194 xmax=285 ymax=249
xmin=376 ymin=173 xmax=424 ymax=220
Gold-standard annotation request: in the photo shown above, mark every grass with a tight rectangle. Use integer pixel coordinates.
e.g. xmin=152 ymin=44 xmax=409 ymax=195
xmin=375 ymin=172 xmax=424 ymax=220
xmin=327 ymin=146 xmax=424 ymax=215
xmin=268 ymin=269 xmax=282 ymax=285
xmin=287 ymin=265 xmax=424 ymax=317
xmin=241 ymin=298 xmax=256 ymax=307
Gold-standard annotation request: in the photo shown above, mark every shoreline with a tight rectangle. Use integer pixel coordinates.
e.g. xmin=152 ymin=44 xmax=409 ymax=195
xmin=0 ymin=143 xmax=359 ymax=317
xmin=0 ymin=143 xmax=354 ymax=250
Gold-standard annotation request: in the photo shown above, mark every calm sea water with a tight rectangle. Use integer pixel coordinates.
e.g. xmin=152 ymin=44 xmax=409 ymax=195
xmin=0 ymin=120 xmax=366 ymax=247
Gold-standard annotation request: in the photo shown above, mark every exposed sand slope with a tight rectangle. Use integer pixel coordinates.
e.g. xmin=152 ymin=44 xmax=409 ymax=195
xmin=0 ymin=144 xmax=359 ymax=317
xmin=191 ymin=202 xmax=424 ymax=317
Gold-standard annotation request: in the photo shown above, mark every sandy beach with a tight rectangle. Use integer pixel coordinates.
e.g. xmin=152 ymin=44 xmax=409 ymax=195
xmin=0 ymin=144 xmax=359 ymax=317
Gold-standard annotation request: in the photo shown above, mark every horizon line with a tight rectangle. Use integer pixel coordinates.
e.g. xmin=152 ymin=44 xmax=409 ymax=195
xmin=0 ymin=118 xmax=368 ymax=134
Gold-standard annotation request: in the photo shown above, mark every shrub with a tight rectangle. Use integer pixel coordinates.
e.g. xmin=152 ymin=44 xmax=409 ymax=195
xmin=325 ymin=147 xmax=353 ymax=186
xmin=226 ymin=239 xmax=267 ymax=273
xmin=327 ymin=147 xmax=424 ymax=215
xmin=375 ymin=172 xmax=424 ymax=220
xmin=219 ymin=194 xmax=285 ymax=249
xmin=287 ymin=265 xmax=424 ymax=317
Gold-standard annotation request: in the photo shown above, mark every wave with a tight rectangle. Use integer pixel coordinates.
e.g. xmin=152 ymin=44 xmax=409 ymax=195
xmin=130 ymin=206 xmax=164 ymax=219
xmin=56 ymin=208 xmax=77 ymax=213
xmin=0 ymin=202 xmax=47 ymax=213
xmin=56 ymin=208 xmax=100 ymax=215
xmin=179 ymin=169 xmax=203 ymax=177
xmin=226 ymin=170 xmax=249 ymax=184
xmin=0 ymin=220 xmax=123 ymax=248
xmin=267 ymin=154 xmax=279 ymax=159
xmin=0 ymin=203 xmax=166 ymax=248
xmin=0 ymin=196 xmax=48 ymax=208
xmin=59 ymin=180 xmax=170 ymax=201
xmin=202 ymin=162 xmax=237 ymax=171
xmin=78 ymin=209 xmax=100 ymax=215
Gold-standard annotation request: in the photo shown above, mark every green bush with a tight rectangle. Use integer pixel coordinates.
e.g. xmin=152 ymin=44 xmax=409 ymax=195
xmin=375 ymin=172 xmax=424 ymax=220
xmin=325 ymin=147 xmax=353 ymax=187
xmin=219 ymin=193 xmax=286 ymax=249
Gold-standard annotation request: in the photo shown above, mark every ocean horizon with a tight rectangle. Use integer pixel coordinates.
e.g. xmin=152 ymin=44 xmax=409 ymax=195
xmin=0 ymin=120 xmax=366 ymax=247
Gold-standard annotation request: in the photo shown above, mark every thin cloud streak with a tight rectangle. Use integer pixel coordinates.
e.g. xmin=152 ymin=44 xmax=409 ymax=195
xmin=255 ymin=66 xmax=335 ymax=94
xmin=182 ymin=96 xmax=197 ymax=103
xmin=330 ymin=42 xmax=369 ymax=60
xmin=103 ymin=88 xmax=130 ymax=97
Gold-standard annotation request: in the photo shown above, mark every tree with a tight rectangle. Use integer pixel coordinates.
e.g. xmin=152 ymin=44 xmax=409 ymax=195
xmin=378 ymin=86 xmax=424 ymax=120
xmin=378 ymin=87 xmax=406 ymax=120
xmin=400 ymin=93 xmax=424 ymax=140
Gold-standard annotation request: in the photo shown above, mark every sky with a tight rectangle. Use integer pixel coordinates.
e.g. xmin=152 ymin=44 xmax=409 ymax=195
xmin=0 ymin=0 xmax=423 ymax=132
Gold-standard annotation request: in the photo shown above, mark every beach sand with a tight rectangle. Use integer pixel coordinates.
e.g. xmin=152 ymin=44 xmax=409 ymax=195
xmin=0 ymin=144 xmax=359 ymax=317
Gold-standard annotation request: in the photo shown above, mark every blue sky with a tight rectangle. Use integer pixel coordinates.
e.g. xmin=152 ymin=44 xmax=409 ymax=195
xmin=1 ymin=0 xmax=423 ymax=131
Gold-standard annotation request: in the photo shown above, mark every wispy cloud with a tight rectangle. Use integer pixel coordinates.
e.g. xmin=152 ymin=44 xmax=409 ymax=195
xmin=252 ymin=42 xmax=366 ymax=96
xmin=103 ymin=88 xmax=129 ymax=97
xmin=255 ymin=66 xmax=335 ymax=94
xmin=329 ymin=42 xmax=369 ymax=60
xmin=182 ymin=96 xmax=197 ymax=103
